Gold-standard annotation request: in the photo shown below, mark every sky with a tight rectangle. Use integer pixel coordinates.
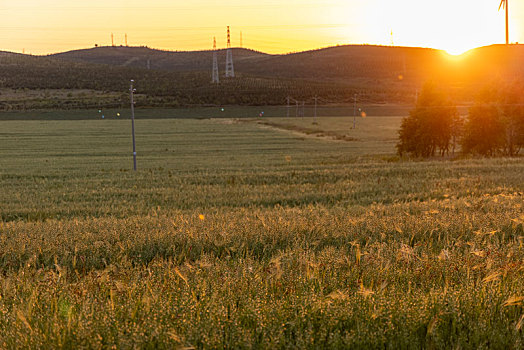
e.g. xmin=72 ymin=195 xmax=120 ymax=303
xmin=1 ymin=0 xmax=523 ymax=55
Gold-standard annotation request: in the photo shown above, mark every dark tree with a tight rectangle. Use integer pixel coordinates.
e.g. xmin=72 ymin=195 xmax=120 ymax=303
xmin=397 ymin=82 xmax=457 ymax=157
xmin=500 ymin=82 xmax=524 ymax=156
xmin=462 ymin=82 xmax=523 ymax=156
xmin=462 ymin=104 xmax=505 ymax=156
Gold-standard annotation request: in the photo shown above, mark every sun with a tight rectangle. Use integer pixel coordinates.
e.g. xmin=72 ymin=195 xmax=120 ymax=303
xmin=444 ymin=45 xmax=473 ymax=56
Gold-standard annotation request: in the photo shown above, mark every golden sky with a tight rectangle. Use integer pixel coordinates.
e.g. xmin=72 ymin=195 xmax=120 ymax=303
xmin=1 ymin=0 xmax=523 ymax=55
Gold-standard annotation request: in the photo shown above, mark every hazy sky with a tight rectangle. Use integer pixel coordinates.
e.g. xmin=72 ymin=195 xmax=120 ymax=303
xmin=1 ymin=0 xmax=523 ymax=55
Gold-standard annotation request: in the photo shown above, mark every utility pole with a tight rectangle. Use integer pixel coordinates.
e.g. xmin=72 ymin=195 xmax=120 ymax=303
xmin=313 ymin=95 xmax=318 ymax=122
xmin=353 ymin=94 xmax=357 ymax=129
xmin=125 ymin=33 xmax=128 ymax=46
xmin=130 ymin=80 xmax=137 ymax=171
xmin=111 ymin=33 xmax=114 ymax=46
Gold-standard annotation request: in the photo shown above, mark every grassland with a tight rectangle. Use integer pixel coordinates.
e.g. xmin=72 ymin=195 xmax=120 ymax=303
xmin=0 ymin=104 xmax=414 ymax=121
xmin=0 ymin=114 xmax=523 ymax=348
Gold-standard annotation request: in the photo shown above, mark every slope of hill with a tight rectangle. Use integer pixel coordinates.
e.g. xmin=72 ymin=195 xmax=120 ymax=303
xmin=52 ymin=46 xmax=269 ymax=72
xmin=50 ymin=44 xmax=524 ymax=100
xmin=0 ymin=50 xmax=353 ymax=110
xmin=50 ymin=45 xmax=433 ymax=83
xmin=0 ymin=44 xmax=522 ymax=111
xmin=51 ymin=44 xmax=524 ymax=84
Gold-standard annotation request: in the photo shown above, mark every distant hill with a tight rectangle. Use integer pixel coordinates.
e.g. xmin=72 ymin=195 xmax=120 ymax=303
xmin=51 ymin=44 xmax=524 ymax=84
xmin=0 ymin=44 xmax=522 ymax=110
xmin=49 ymin=45 xmax=437 ymax=85
xmin=52 ymin=46 xmax=269 ymax=72
xmin=0 ymin=50 xmax=351 ymax=110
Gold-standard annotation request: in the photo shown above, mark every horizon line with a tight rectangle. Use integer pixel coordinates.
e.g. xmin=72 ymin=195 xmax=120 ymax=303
xmin=4 ymin=42 xmax=521 ymax=58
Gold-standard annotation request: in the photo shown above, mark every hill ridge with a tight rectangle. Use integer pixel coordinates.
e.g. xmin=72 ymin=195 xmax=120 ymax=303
xmin=0 ymin=44 xmax=522 ymax=110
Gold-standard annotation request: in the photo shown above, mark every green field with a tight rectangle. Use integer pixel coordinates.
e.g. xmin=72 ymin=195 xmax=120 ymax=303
xmin=0 ymin=104 xmax=415 ymax=120
xmin=0 ymin=115 xmax=523 ymax=348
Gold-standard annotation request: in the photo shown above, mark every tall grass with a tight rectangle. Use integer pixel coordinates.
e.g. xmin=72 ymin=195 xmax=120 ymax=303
xmin=0 ymin=117 xmax=522 ymax=348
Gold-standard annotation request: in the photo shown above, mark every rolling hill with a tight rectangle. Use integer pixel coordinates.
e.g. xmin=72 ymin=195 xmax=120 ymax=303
xmin=0 ymin=44 xmax=522 ymax=111
xmin=52 ymin=46 xmax=269 ymax=72
xmin=51 ymin=44 xmax=524 ymax=84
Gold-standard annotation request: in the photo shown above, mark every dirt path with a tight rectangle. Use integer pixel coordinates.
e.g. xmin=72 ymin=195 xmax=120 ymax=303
xmin=247 ymin=119 xmax=358 ymax=143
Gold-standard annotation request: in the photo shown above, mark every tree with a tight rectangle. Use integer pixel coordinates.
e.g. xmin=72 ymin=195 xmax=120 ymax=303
xmin=500 ymin=82 xmax=524 ymax=156
xmin=462 ymin=81 xmax=523 ymax=156
xmin=397 ymin=82 xmax=457 ymax=157
xmin=462 ymin=104 xmax=505 ymax=156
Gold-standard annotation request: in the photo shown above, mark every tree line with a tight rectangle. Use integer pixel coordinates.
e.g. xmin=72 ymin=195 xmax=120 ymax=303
xmin=397 ymin=81 xmax=524 ymax=157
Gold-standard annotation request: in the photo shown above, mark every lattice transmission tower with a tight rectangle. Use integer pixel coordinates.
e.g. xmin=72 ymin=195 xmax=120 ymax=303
xmin=212 ymin=37 xmax=220 ymax=83
xmin=225 ymin=26 xmax=235 ymax=78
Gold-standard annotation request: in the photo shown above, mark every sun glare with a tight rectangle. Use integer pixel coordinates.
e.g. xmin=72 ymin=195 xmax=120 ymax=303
xmin=373 ymin=0 xmax=509 ymax=55
xmin=444 ymin=46 xmax=472 ymax=56
xmin=442 ymin=50 xmax=470 ymax=63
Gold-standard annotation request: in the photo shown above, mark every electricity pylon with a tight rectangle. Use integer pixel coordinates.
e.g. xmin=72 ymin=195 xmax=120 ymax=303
xmin=212 ymin=37 xmax=219 ymax=83
xmin=225 ymin=26 xmax=235 ymax=78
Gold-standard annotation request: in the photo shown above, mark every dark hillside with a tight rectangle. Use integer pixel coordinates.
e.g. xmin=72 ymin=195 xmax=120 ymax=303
xmin=0 ymin=44 xmax=522 ymax=110
xmin=0 ymin=51 xmax=361 ymax=110
xmin=51 ymin=44 xmax=524 ymax=85
xmin=52 ymin=46 xmax=269 ymax=72
xmin=51 ymin=44 xmax=524 ymax=100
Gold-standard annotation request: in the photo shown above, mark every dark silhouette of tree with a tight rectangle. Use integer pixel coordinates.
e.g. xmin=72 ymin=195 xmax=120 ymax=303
xmin=397 ymin=82 xmax=457 ymax=157
xmin=462 ymin=104 xmax=505 ymax=156
xmin=501 ymin=82 xmax=524 ymax=156
xmin=462 ymin=82 xmax=523 ymax=156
